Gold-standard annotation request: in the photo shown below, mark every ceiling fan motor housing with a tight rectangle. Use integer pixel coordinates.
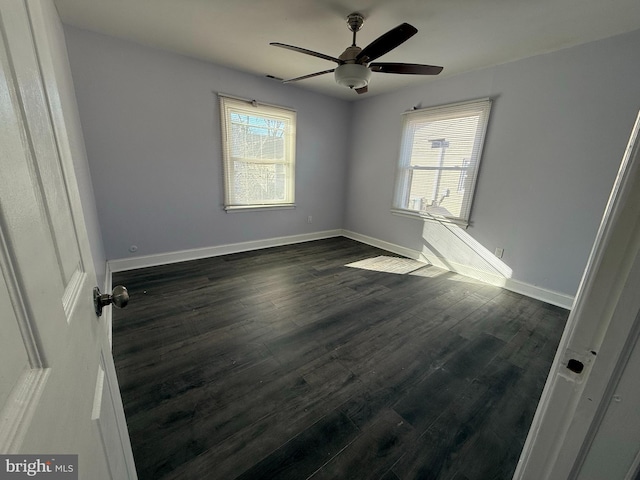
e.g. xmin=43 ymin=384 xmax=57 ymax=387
xmin=334 ymin=64 xmax=371 ymax=89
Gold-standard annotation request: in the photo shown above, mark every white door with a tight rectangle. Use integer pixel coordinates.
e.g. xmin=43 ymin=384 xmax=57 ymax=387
xmin=0 ymin=0 xmax=136 ymax=478
xmin=514 ymin=112 xmax=640 ymax=479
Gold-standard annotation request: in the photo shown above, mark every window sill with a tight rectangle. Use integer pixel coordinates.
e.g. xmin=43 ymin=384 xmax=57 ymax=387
xmin=225 ymin=204 xmax=296 ymax=213
xmin=390 ymin=208 xmax=469 ymax=228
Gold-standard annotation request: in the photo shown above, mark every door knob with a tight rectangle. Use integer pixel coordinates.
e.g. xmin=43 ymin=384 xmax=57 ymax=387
xmin=93 ymin=285 xmax=129 ymax=317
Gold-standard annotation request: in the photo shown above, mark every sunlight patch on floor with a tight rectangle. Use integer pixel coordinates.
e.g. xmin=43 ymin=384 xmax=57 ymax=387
xmin=346 ymin=256 xmax=426 ymax=275
xmin=409 ymin=265 xmax=448 ymax=278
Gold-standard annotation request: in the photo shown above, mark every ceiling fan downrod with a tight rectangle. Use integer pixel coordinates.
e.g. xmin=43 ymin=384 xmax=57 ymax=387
xmin=347 ymin=13 xmax=364 ymax=46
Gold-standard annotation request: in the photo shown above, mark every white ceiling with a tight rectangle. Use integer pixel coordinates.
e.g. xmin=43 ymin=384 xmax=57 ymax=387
xmin=54 ymin=0 xmax=640 ymax=101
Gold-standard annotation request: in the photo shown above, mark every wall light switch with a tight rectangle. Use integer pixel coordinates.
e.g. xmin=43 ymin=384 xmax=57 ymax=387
xmin=494 ymin=247 xmax=504 ymax=258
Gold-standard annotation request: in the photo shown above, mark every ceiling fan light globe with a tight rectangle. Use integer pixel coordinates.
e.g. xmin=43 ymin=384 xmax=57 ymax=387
xmin=334 ymin=64 xmax=371 ymax=89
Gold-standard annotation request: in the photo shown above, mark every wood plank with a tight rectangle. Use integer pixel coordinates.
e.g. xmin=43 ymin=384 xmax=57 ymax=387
xmin=233 ymin=410 xmax=359 ymax=480
xmin=390 ymin=358 xmax=521 ymax=479
xmin=111 ymin=237 xmax=569 ymax=479
xmin=308 ymin=409 xmax=415 ymax=480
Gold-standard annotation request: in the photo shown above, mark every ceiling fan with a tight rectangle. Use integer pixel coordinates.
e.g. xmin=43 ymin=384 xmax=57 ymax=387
xmin=270 ymin=13 xmax=443 ymax=94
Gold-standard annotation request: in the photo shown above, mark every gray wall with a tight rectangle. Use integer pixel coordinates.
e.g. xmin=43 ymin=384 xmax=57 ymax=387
xmin=65 ymin=23 xmax=640 ymax=298
xmin=64 ymin=26 xmax=351 ymax=260
xmin=345 ymin=28 xmax=640 ymax=297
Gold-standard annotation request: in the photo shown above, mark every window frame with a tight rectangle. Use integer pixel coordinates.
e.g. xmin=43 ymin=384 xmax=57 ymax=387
xmin=391 ymin=98 xmax=492 ymax=227
xmin=219 ymin=94 xmax=296 ymax=211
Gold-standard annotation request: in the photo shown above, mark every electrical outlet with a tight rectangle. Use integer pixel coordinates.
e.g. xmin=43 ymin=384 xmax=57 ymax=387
xmin=307 ymin=216 xmax=312 ymax=224
xmin=494 ymin=247 xmax=504 ymax=258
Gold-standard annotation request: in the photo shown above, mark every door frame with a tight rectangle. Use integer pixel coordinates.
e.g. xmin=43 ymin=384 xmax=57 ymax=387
xmin=0 ymin=1 xmax=136 ymax=477
xmin=514 ymin=112 xmax=640 ymax=479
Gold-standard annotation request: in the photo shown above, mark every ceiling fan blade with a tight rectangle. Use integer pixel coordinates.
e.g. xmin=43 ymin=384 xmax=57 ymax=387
xmin=369 ymin=63 xmax=443 ymax=75
xmin=355 ymin=85 xmax=368 ymax=94
xmin=356 ymin=23 xmax=418 ymax=63
xmin=283 ymin=69 xmax=335 ymax=83
xmin=270 ymin=43 xmax=343 ymax=64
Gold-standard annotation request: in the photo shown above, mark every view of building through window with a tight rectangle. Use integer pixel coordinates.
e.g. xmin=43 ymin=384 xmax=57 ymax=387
xmin=407 ymin=116 xmax=479 ymax=217
xmin=229 ymin=113 xmax=287 ymax=204
xmin=220 ymin=96 xmax=296 ymax=209
xmin=394 ymin=99 xmax=491 ymax=224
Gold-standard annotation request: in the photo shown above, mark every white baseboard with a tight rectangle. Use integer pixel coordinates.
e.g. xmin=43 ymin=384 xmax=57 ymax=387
xmin=107 ymin=229 xmax=343 ymax=272
xmin=342 ymin=230 xmax=574 ymax=310
xmin=106 ymin=228 xmax=573 ymax=310
xmin=501 ymin=278 xmax=574 ymax=310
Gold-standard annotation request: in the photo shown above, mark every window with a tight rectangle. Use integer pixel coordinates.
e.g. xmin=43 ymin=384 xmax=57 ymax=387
xmin=392 ymin=98 xmax=492 ymax=226
xmin=219 ymin=95 xmax=296 ymax=210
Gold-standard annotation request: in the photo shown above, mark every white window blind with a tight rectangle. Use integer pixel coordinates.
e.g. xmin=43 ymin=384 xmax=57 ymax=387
xmin=392 ymin=99 xmax=492 ymax=225
xmin=219 ymin=95 xmax=296 ymax=210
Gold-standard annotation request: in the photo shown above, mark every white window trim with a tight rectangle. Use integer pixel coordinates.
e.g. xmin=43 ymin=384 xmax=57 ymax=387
xmin=392 ymin=98 xmax=492 ymax=227
xmin=219 ymin=93 xmax=296 ymax=210
xmin=224 ymin=204 xmax=295 ymax=213
xmin=390 ymin=207 xmax=471 ymax=228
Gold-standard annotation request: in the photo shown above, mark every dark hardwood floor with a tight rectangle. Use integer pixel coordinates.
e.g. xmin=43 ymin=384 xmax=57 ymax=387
xmin=112 ymin=237 xmax=568 ymax=480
